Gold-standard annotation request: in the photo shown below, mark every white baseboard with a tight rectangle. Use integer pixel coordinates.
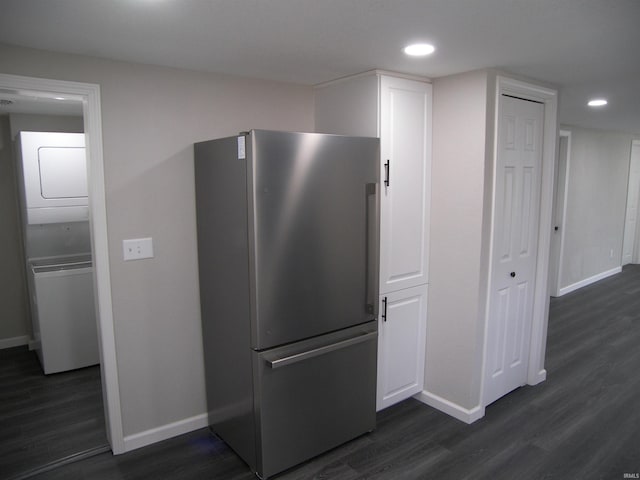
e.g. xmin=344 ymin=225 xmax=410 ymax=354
xmin=558 ymin=266 xmax=622 ymax=296
xmin=122 ymin=413 xmax=208 ymax=453
xmin=415 ymin=390 xmax=485 ymax=424
xmin=528 ymin=368 xmax=547 ymax=386
xmin=0 ymin=335 xmax=29 ymax=350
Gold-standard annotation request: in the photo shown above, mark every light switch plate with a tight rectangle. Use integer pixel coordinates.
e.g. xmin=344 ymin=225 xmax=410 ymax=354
xmin=123 ymin=237 xmax=154 ymax=261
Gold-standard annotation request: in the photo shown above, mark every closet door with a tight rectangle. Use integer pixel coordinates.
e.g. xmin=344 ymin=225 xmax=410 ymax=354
xmin=484 ymin=95 xmax=544 ymax=406
xmin=379 ymin=76 xmax=431 ymax=294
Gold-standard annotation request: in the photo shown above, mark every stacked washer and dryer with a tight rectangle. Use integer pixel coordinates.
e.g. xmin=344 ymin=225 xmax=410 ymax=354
xmin=16 ymin=131 xmax=99 ymax=374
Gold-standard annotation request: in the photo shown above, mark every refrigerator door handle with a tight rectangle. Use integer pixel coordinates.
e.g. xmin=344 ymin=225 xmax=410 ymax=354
xmin=365 ymin=182 xmax=380 ymax=316
xmin=384 ymin=160 xmax=390 ymax=187
xmin=266 ymin=331 xmax=377 ymax=369
xmin=382 ymin=296 xmax=388 ymax=322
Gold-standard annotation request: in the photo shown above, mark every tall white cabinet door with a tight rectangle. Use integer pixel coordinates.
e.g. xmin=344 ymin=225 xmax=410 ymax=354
xmin=379 ymin=76 xmax=431 ymax=294
xmin=376 ymin=285 xmax=427 ymax=411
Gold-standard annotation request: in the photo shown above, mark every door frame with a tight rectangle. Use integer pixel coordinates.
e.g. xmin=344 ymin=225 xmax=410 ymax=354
xmin=634 ymin=140 xmax=640 ymax=264
xmin=481 ymin=76 xmax=558 ymax=407
xmin=0 ymin=73 xmax=124 ymax=453
xmin=549 ymin=130 xmax=572 ymax=296
xmin=622 ymin=140 xmax=640 ymax=265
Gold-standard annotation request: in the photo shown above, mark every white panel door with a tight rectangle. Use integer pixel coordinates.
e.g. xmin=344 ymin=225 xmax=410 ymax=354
xmin=622 ymin=141 xmax=640 ymax=265
xmin=379 ymin=76 xmax=431 ymax=294
xmin=377 ymin=284 xmax=427 ymax=411
xmin=484 ymin=95 xmax=544 ymax=406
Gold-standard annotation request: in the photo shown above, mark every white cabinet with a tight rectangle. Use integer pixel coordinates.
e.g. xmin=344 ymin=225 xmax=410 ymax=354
xmin=377 ymin=285 xmax=427 ymax=410
xmin=379 ymin=75 xmax=431 ymax=294
xmin=315 ymin=71 xmax=431 ymax=410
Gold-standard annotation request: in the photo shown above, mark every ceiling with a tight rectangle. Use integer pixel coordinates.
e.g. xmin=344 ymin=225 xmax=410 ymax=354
xmin=0 ymin=91 xmax=83 ymax=116
xmin=1 ymin=0 xmax=639 ymax=134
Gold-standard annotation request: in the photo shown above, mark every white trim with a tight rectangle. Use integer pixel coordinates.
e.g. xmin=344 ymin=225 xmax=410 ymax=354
xmin=0 ymin=335 xmax=29 ymax=349
xmin=634 ymin=140 xmax=640 ymax=264
xmin=557 ymin=267 xmax=622 ymax=296
xmin=625 ymin=140 xmax=640 ymax=265
xmin=550 ymin=130 xmax=572 ymax=296
xmin=415 ymin=390 xmax=485 ymax=424
xmin=122 ymin=413 xmax=208 ymax=452
xmin=529 ymin=368 xmax=547 ymax=385
xmin=0 ymin=73 xmax=124 ymax=454
xmin=481 ymin=75 xmax=558 ymax=406
xmin=314 ymin=69 xmax=431 ymax=89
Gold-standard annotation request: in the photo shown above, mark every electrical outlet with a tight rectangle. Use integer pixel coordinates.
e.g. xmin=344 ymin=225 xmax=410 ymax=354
xmin=610 ymin=248 xmax=614 ymax=259
xmin=123 ymin=237 xmax=154 ymax=261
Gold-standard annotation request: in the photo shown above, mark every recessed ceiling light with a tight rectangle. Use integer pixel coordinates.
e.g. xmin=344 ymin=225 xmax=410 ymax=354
xmin=403 ymin=43 xmax=435 ymax=57
xmin=588 ymin=99 xmax=607 ymax=107
xmin=54 ymin=96 xmax=66 ymax=100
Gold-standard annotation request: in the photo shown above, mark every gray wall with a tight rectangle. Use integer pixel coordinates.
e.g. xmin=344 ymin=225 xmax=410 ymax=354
xmin=0 ymin=116 xmax=29 ymax=343
xmin=560 ymin=126 xmax=638 ymax=289
xmin=0 ymin=43 xmax=314 ymax=438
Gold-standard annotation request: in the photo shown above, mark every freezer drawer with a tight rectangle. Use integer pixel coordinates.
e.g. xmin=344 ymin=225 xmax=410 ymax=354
xmin=252 ymin=322 xmax=377 ymax=479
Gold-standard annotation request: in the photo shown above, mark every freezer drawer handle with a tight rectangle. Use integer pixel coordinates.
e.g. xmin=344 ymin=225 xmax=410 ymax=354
xmin=267 ymin=331 xmax=377 ymax=369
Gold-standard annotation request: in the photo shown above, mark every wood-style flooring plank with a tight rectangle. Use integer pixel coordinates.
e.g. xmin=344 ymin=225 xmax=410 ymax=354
xmin=0 ymin=347 xmax=107 ymax=479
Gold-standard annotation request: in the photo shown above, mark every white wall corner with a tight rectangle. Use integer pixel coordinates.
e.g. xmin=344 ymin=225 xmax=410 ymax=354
xmin=122 ymin=413 xmax=209 ymax=453
xmin=414 ymin=390 xmax=485 ymax=424
xmin=558 ymin=266 xmax=622 ymax=297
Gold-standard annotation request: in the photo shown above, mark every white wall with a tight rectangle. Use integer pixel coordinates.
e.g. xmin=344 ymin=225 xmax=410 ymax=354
xmin=9 ymin=113 xmax=83 ymax=138
xmin=559 ymin=126 xmax=637 ymax=291
xmin=0 ymin=43 xmax=314 ymax=439
xmin=426 ymin=70 xmax=493 ymax=413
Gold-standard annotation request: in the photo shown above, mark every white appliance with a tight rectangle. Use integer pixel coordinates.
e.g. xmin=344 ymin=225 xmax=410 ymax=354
xmin=28 ymin=256 xmax=99 ymax=374
xmin=17 ymin=131 xmax=88 ymax=224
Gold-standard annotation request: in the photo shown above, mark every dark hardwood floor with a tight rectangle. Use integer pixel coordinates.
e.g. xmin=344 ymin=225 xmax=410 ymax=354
xmin=13 ymin=265 xmax=640 ymax=479
xmin=0 ymin=347 xmax=108 ymax=480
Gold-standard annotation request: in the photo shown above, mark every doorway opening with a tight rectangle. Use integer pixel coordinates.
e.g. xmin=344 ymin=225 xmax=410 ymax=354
xmin=0 ymin=73 xmax=123 ymax=473
xmin=481 ymin=76 xmax=558 ymax=411
xmin=549 ymin=130 xmax=571 ymax=297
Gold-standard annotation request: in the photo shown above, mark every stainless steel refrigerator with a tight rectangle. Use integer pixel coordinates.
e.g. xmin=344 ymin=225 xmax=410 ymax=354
xmin=194 ymin=129 xmax=379 ymax=479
